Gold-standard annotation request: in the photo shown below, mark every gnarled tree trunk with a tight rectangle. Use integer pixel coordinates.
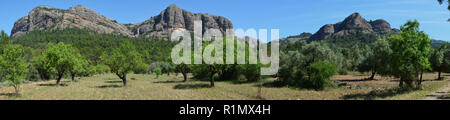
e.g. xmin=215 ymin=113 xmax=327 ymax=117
xmin=122 ymin=73 xmax=127 ymax=86
xmin=56 ymin=73 xmax=63 ymax=85
xmin=182 ymin=72 xmax=187 ymax=82
xmin=210 ymin=73 xmax=215 ymax=87
xmin=369 ymin=67 xmax=376 ymax=80
xmin=438 ymin=71 xmax=442 ymax=80
xmin=116 ymin=72 xmax=127 ymax=86
xmin=71 ymin=73 xmax=76 ymax=82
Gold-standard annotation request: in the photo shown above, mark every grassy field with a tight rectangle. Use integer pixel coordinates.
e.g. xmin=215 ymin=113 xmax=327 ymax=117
xmin=0 ymin=73 xmax=448 ymax=100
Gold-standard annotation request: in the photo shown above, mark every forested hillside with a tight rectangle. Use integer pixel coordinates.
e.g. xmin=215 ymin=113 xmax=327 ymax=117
xmin=13 ymin=28 xmax=175 ymax=64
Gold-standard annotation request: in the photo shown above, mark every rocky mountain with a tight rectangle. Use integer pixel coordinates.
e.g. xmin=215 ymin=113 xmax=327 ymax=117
xmin=128 ymin=5 xmax=233 ymax=38
xmin=11 ymin=4 xmax=234 ymax=39
xmin=308 ymin=13 xmax=399 ymax=42
xmin=11 ymin=5 xmax=133 ymax=38
xmin=431 ymin=39 xmax=449 ymax=48
xmin=280 ymin=32 xmax=312 ymax=43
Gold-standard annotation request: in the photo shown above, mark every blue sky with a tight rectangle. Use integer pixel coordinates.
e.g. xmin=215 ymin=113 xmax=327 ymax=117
xmin=1 ymin=0 xmax=449 ymax=41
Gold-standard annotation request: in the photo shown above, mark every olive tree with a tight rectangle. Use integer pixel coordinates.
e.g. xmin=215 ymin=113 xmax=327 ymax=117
xmin=176 ymin=63 xmax=190 ymax=82
xmin=430 ymin=43 xmax=450 ymax=80
xmin=103 ymin=41 xmax=144 ymax=86
xmin=358 ymin=37 xmax=392 ymax=80
xmin=389 ymin=20 xmax=432 ymax=88
xmin=0 ymin=45 xmax=28 ymax=95
xmin=68 ymin=52 xmax=88 ymax=82
xmin=38 ymin=43 xmax=81 ymax=85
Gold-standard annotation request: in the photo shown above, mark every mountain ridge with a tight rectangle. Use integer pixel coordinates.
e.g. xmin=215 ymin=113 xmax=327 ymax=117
xmin=307 ymin=12 xmax=399 ymax=42
xmin=11 ymin=4 xmax=233 ymax=38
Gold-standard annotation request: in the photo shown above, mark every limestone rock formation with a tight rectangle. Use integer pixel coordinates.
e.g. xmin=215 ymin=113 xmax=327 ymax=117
xmin=308 ymin=13 xmax=398 ymax=42
xmin=11 ymin=5 xmax=133 ymax=38
xmin=11 ymin=5 xmax=234 ymax=39
xmin=128 ymin=4 xmax=234 ymax=38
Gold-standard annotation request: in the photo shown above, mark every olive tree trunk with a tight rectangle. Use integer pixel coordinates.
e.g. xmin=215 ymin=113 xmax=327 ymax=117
xmin=182 ymin=72 xmax=187 ymax=82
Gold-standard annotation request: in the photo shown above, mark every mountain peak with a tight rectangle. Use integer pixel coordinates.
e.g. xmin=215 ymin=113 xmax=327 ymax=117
xmin=130 ymin=4 xmax=233 ymax=38
xmin=68 ymin=5 xmax=95 ymax=13
xmin=166 ymin=4 xmax=181 ymax=10
xmin=308 ymin=12 xmax=397 ymax=42
xmin=35 ymin=5 xmax=53 ymax=9
xmin=69 ymin=5 xmax=90 ymax=10
xmin=347 ymin=12 xmax=361 ymax=19
xmin=340 ymin=12 xmax=368 ymax=27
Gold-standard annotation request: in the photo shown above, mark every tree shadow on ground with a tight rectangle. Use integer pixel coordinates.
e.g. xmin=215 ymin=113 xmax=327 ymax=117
xmin=153 ymin=80 xmax=184 ymax=84
xmin=259 ymin=81 xmax=286 ymax=88
xmin=0 ymin=93 xmax=21 ymax=97
xmin=38 ymin=83 xmax=69 ymax=87
xmin=438 ymin=95 xmax=450 ymax=99
xmin=337 ymin=78 xmax=374 ymax=82
xmin=105 ymin=81 xmax=123 ymax=83
xmin=173 ymin=84 xmax=211 ymax=89
xmin=423 ymin=79 xmax=446 ymax=82
xmin=341 ymin=87 xmax=413 ymax=100
xmin=228 ymin=80 xmax=260 ymax=85
xmin=95 ymin=85 xmax=123 ymax=88
xmin=105 ymin=78 xmax=120 ymax=80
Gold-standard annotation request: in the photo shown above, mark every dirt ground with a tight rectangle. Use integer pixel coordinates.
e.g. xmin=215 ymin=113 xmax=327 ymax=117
xmin=0 ymin=73 xmax=448 ymax=100
xmin=331 ymin=73 xmax=447 ymax=87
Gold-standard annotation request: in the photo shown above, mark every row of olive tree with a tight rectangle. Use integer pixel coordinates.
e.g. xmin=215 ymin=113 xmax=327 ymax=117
xmin=1 ymin=34 xmax=146 ymax=95
xmin=278 ymin=20 xmax=445 ymax=90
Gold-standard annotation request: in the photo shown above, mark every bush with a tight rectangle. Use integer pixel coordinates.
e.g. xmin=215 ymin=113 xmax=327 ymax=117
xmin=308 ymin=60 xmax=337 ymax=90
xmin=134 ymin=63 xmax=149 ymax=74
xmin=149 ymin=62 xmax=174 ymax=75
xmin=94 ymin=64 xmax=110 ymax=74
xmin=239 ymin=64 xmax=261 ymax=82
xmin=154 ymin=68 xmax=162 ymax=78
xmin=191 ymin=65 xmax=210 ymax=79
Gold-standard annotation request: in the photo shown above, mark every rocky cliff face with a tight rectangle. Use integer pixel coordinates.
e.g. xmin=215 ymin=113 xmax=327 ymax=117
xmin=11 ymin=4 xmax=234 ymax=39
xmin=128 ymin=5 xmax=233 ymax=38
xmin=11 ymin=5 xmax=133 ymax=38
xmin=308 ymin=13 xmax=398 ymax=42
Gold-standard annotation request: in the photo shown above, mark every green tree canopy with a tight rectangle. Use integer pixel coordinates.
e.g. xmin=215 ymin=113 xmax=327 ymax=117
xmin=37 ymin=43 xmax=82 ymax=85
xmin=358 ymin=37 xmax=392 ymax=80
xmin=389 ymin=20 xmax=432 ymax=88
xmin=0 ymin=45 xmax=28 ymax=95
xmin=103 ymin=40 xmax=144 ymax=86
xmin=309 ymin=60 xmax=337 ymax=90
xmin=430 ymin=43 xmax=450 ymax=80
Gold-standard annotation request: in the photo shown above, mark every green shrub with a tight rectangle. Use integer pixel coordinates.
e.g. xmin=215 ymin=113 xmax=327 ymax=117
xmin=239 ymin=64 xmax=261 ymax=82
xmin=134 ymin=63 xmax=149 ymax=74
xmin=308 ymin=60 xmax=337 ymax=90
xmin=94 ymin=64 xmax=110 ymax=74
xmin=154 ymin=68 xmax=162 ymax=78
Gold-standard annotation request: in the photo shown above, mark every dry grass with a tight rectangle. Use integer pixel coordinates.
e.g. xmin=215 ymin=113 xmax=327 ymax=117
xmin=0 ymin=73 xmax=448 ymax=100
